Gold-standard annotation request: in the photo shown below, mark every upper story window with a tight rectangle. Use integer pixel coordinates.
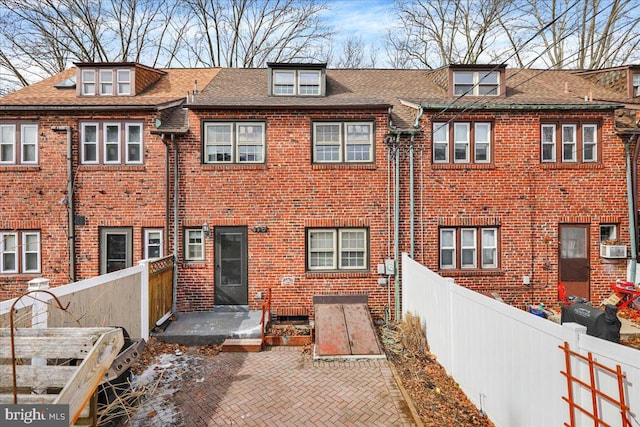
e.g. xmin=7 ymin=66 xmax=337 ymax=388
xmin=313 ymin=121 xmax=374 ymax=163
xmin=0 ymin=230 xmax=40 ymax=274
xmin=81 ymin=121 xmax=143 ymax=165
xmin=541 ymin=122 xmax=599 ymax=164
xmin=453 ymin=71 xmax=500 ymax=96
xmin=203 ymin=122 xmax=265 ymax=164
xmin=0 ymin=123 xmax=38 ymax=165
xmin=307 ymin=228 xmax=368 ymax=271
xmin=440 ymin=227 xmax=498 ymax=270
xmin=80 ymin=68 xmax=133 ymax=96
xmin=268 ymin=63 xmax=325 ymax=96
xmin=433 ymin=121 xmax=491 ymax=164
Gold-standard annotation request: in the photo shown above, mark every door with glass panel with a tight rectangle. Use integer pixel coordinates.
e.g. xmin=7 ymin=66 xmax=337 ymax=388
xmin=214 ymin=227 xmax=248 ymax=305
xmin=100 ymin=227 xmax=133 ymax=274
xmin=559 ymin=225 xmax=590 ymax=300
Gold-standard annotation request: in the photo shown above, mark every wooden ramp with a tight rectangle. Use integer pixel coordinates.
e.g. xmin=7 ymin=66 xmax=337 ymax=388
xmin=314 ymin=295 xmax=383 ymax=358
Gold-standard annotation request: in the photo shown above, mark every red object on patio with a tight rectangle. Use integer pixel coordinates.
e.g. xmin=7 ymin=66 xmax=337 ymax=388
xmin=610 ymin=282 xmax=640 ymax=311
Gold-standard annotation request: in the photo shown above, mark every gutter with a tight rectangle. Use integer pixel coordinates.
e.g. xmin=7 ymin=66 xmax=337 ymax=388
xmin=415 ymin=103 xmax=624 ymax=111
xmin=51 ymin=126 xmax=75 ymax=282
xmin=626 ymin=135 xmax=639 ymax=283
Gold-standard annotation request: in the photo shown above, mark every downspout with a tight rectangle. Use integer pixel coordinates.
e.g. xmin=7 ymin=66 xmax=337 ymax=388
xmin=409 ymin=134 xmax=415 ymax=258
xmin=626 ymin=135 xmax=638 ymax=283
xmin=52 ymin=126 xmax=75 ymax=282
xmin=394 ymin=133 xmax=400 ymax=321
xmin=172 ymin=134 xmax=179 ymax=313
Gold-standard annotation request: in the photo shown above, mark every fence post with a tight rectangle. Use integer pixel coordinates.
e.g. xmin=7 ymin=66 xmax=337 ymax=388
xmin=27 ymin=277 xmax=50 ymax=394
xmin=562 ymin=322 xmax=588 ymax=426
xmin=138 ymin=260 xmax=150 ymax=340
xmin=445 ymin=277 xmax=456 ymax=376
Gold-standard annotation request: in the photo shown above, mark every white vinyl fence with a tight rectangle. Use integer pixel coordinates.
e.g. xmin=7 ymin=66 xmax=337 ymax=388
xmin=402 ymin=253 xmax=640 ymax=427
xmin=1 ymin=260 xmax=153 ymax=339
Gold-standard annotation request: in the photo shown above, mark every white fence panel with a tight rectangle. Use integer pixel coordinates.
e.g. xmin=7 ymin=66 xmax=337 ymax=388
xmin=401 ymin=253 xmax=640 ymax=427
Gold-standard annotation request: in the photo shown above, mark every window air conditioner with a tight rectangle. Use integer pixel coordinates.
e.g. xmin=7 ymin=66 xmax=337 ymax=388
xmin=600 ymin=244 xmax=627 ymax=259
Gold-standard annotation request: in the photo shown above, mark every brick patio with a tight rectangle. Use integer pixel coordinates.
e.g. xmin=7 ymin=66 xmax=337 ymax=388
xmin=173 ymin=346 xmax=416 ymax=426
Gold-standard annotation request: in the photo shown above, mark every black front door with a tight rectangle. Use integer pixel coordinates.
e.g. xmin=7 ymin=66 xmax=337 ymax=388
xmin=214 ymin=226 xmax=248 ymax=305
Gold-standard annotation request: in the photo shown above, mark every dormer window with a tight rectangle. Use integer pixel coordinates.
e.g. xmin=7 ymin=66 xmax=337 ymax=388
xmin=100 ymin=70 xmax=113 ymax=95
xmin=118 ymin=70 xmax=131 ymax=95
xmin=82 ymin=70 xmax=96 ymax=95
xmin=632 ymin=73 xmax=640 ymax=97
xmin=453 ymin=71 xmax=500 ymax=96
xmin=268 ymin=63 xmax=325 ymax=96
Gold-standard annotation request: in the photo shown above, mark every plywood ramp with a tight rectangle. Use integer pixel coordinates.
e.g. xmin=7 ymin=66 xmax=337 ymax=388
xmin=313 ymin=295 xmax=383 ymax=358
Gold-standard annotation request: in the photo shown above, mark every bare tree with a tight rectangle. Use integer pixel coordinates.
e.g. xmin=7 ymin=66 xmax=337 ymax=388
xmin=508 ymin=0 xmax=640 ymax=69
xmin=385 ymin=0 xmax=514 ymax=69
xmin=0 ymin=0 xmax=183 ymax=90
xmin=334 ymin=36 xmax=378 ymax=68
xmin=181 ymin=0 xmax=332 ymax=67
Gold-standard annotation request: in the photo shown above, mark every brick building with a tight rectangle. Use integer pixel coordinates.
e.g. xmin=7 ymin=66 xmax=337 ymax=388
xmin=1 ymin=62 xmax=638 ymax=320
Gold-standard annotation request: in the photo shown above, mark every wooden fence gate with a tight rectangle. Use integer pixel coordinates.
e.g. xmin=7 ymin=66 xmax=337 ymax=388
xmin=148 ymin=255 xmax=174 ymax=331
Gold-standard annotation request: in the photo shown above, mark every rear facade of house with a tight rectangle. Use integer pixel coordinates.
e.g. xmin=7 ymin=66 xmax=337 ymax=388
xmin=1 ymin=61 xmax=639 ymax=320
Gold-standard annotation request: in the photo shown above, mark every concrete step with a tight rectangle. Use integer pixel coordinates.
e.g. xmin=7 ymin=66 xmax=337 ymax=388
xmin=222 ymin=338 xmax=263 ymax=352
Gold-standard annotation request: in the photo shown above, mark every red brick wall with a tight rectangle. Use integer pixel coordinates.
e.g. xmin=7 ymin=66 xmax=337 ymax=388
xmin=398 ymin=109 xmax=629 ymax=310
xmin=174 ymin=108 xmax=394 ymax=319
xmin=0 ymin=110 xmax=168 ymax=299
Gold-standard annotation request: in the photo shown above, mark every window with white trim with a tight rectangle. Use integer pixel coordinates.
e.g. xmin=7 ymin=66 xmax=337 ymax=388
xmin=0 ymin=123 xmax=38 ymax=165
xmin=144 ymin=229 xmax=163 ymax=259
xmin=307 ymin=228 xmax=368 ymax=271
xmin=203 ymin=122 xmax=265 ymax=164
xmin=80 ymin=121 xmax=143 ymax=165
xmin=272 ymin=69 xmax=322 ymax=96
xmin=433 ymin=121 xmax=491 ymax=164
xmin=440 ymin=227 xmax=498 ymax=270
xmin=82 ymin=69 xmax=96 ymax=95
xmin=633 ymin=74 xmax=640 ymax=97
xmin=100 ymin=69 xmax=113 ymax=95
xmin=453 ymin=71 xmax=500 ymax=96
xmin=541 ymin=122 xmax=599 ymax=164
xmin=185 ymin=228 xmax=204 ymax=261
xmin=312 ymin=122 xmax=374 ymax=163
xmin=117 ymin=69 xmax=131 ymax=95
xmin=0 ymin=231 xmax=40 ymax=274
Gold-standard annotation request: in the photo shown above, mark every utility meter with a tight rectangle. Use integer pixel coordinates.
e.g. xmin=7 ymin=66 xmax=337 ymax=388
xmin=384 ymin=259 xmax=396 ymax=275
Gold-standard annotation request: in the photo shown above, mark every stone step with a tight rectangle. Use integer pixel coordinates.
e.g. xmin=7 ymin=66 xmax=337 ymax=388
xmin=222 ymin=338 xmax=263 ymax=352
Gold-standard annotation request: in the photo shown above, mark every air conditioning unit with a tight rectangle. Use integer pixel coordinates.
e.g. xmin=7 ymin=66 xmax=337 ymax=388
xmin=600 ymin=244 xmax=627 ymax=259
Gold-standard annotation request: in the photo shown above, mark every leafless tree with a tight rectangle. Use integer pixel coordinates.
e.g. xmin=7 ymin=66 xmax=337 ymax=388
xmin=181 ymin=0 xmax=332 ymax=67
xmin=334 ymin=36 xmax=378 ymax=68
xmin=385 ymin=0 xmax=514 ymax=69
xmin=505 ymin=0 xmax=640 ymax=69
xmin=0 ymin=0 xmax=183 ymax=90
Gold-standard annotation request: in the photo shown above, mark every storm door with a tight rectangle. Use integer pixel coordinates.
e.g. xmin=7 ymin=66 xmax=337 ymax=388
xmin=100 ymin=227 xmax=133 ymax=274
xmin=559 ymin=224 xmax=590 ymax=300
xmin=214 ymin=227 xmax=248 ymax=305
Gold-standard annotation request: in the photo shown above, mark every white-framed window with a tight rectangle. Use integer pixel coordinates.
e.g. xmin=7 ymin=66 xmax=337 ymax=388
xmin=633 ymin=74 xmax=640 ymax=97
xmin=185 ymin=228 xmax=204 ymax=261
xmin=453 ymin=71 xmax=499 ymax=96
xmin=541 ymin=124 xmax=556 ymax=162
xmin=100 ymin=69 xmax=113 ymax=95
xmin=104 ymin=123 xmax=121 ymax=164
xmin=126 ymin=123 xmax=143 ymax=164
xmin=81 ymin=123 xmax=99 ymax=164
xmin=600 ymin=224 xmax=618 ymax=243
xmin=562 ymin=124 xmax=577 ymax=162
xmin=541 ymin=122 xmax=599 ymax=164
xmin=433 ymin=122 xmax=449 ymax=163
xmin=440 ymin=227 xmax=499 ymax=270
xmin=0 ymin=124 xmax=38 ymax=165
xmin=433 ymin=121 xmax=491 ymax=164
xmin=80 ymin=121 xmax=144 ymax=165
xmin=0 ymin=231 xmax=40 ymax=274
xmin=0 ymin=124 xmax=16 ymax=164
xmin=454 ymin=123 xmax=470 ymax=163
xmin=307 ymin=228 xmax=368 ymax=271
xmin=582 ymin=124 xmax=597 ymax=162
xmin=117 ymin=69 xmax=131 ymax=95
xmin=82 ymin=69 xmax=96 ymax=95
xmin=272 ymin=69 xmax=322 ymax=96
xmin=203 ymin=122 xmax=265 ymax=164
xmin=312 ymin=121 xmax=373 ymax=163
xmin=144 ymin=229 xmax=163 ymax=259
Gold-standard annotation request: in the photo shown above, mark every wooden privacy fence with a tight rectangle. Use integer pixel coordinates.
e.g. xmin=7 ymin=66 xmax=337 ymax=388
xmin=148 ymin=255 xmax=174 ymax=329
